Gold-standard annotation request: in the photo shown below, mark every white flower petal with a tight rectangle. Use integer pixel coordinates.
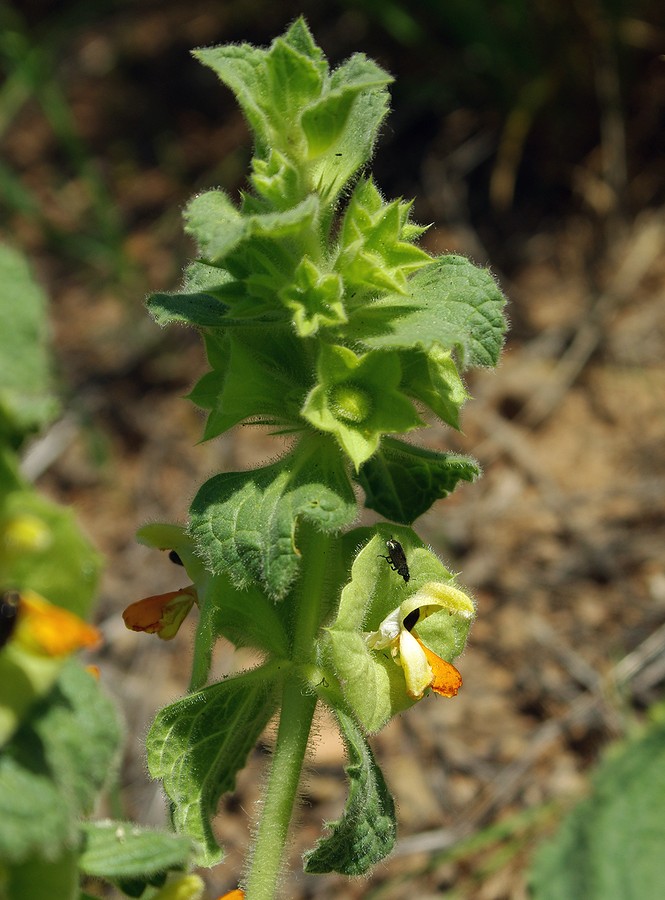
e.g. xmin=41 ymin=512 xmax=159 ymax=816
xmin=364 ymin=606 xmax=402 ymax=649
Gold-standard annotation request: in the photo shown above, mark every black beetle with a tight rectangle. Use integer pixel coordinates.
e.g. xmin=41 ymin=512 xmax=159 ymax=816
xmin=378 ymin=538 xmax=410 ymax=583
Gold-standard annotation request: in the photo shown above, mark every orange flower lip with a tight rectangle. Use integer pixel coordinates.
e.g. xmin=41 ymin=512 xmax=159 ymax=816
xmin=11 ymin=589 xmax=101 ymax=657
xmin=416 ymin=637 xmax=463 ymax=698
xmin=122 ymin=586 xmax=198 ymax=640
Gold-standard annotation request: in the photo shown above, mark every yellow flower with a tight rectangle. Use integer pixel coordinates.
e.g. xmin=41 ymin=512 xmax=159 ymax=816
xmin=365 ymin=581 xmax=474 ymax=700
xmin=122 ymin=586 xmax=198 ymax=640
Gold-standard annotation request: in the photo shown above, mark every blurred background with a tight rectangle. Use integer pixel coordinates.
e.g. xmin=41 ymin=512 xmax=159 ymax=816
xmin=1 ymin=0 xmax=664 ymax=897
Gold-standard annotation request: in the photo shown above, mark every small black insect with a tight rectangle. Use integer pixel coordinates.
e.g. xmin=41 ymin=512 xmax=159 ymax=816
xmin=0 ymin=589 xmax=21 ymax=650
xmin=378 ymin=539 xmax=410 ymax=583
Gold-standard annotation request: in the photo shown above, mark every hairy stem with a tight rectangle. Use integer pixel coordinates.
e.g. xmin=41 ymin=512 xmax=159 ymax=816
xmin=244 ymin=681 xmax=317 ymax=900
xmin=244 ymin=525 xmax=331 ymax=899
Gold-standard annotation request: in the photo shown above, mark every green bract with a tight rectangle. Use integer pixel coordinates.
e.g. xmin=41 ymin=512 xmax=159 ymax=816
xmin=301 ymin=343 xmax=423 ymax=469
xmin=132 ymin=18 xmax=509 ymax=896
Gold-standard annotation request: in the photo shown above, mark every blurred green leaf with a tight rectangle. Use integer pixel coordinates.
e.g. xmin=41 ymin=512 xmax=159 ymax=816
xmin=3 ymin=847 xmax=78 ymax=900
xmin=0 ymin=662 xmax=121 ymax=865
xmin=530 ymin=716 xmax=665 ymax=899
xmin=0 ymin=488 xmax=102 ymax=618
xmin=31 ymin=661 xmax=122 ymax=818
xmin=79 ymin=820 xmax=194 ymax=882
xmin=0 ymin=244 xmax=58 ymax=442
xmin=0 ymin=754 xmax=72 ymax=864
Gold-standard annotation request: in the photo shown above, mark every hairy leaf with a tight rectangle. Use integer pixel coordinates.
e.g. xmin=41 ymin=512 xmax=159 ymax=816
xmin=191 ymin=327 xmax=311 ymax=440
xmin=185 ymin=192 xmax=319 ymax=279
xmin=147 ymin=668 xmax=281 ymax=866
xmin=194 ymin=19 xmax=391 ymax=208
xmin=189 ymin=438 xmax=356 ymax=599
xmin=400 ymin=343 xmax=469 ymax=429
xmin=146 ymin=291 xmax=231 ymax=327
xmin=350 ymin=254 xmax=507 ymax=369
xmin=303 ymin=708 xmax=396 ymax=874
xmin=356 ymin=438 xmax=480 ymax=524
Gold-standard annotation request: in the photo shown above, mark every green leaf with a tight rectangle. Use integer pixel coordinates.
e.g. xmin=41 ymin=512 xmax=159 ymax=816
xmin=79 ymin=820 xmax=195 ymax=882
xmin=193 ymin=20 xmax=391 ymax=207
xmin=192 ymin=327 xmax=310 ymax=440
xmin=185 ymin=192 xmax=319 ymax=286
xmin=265 ymin=37 xmax=324 ymax=127
xmin=4 ymin=847 xmax=78 ymax=900
xmin=400 ymin=343 xmax=469 ymax=429
xmin=189 ymin=437 xmax=356 ymax=600
xmin=195 ymin=19 xmax=327 ymax=160
xmin=0 ymin=243 xmax=58 ymax=442
xmin=356 ymin=437 xmax=480 ymax=524
xmin=278 ymin=256 xmax=346 ymax=337
xmin=305 ymin=58 xmax=392 ymax=206
xmin=303 ymin=708 xmax=396 ymax=875
xmin=282 ymin=17 xmax=327 ymax=67
xmin=197 ymin=573 xmax=290 ymax=667
xmin=193 ymin=43 xmax=273 ymax=152
xmin=147 ymin=667 xmax=281 ymax=866
xmin=0 ymin=754 xmax=73 ymax=863
xmin=350 ymin=254 xmax=508 ymax=369
xmin=146 ymin=291 xmax=230 ymax=328
xmin=300 ymin=56 xmax=392 ymax=160
xmin=30 ymin=661 xmax=122 ymax=818
xmin=0 ymin=662 xmax=120 ymax=864
xmin=250 ymin=149 xmax=303 ymax=209
xmin=529 ymin=716 xmax=665 ymax=900
xmin=184 ymin=190 xmax=245 ymax=264
xmin=0 ymin=645 xmax=63 ymax=746
xmin=335 ymin=178 xmax=432 ymax=297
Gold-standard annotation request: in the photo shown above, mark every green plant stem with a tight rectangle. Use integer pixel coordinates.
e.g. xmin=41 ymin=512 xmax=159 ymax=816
xmin=244 ymin=525 xmax=330 ymax=900
xmin=245 ymin=680 xmax=317 ymax=900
